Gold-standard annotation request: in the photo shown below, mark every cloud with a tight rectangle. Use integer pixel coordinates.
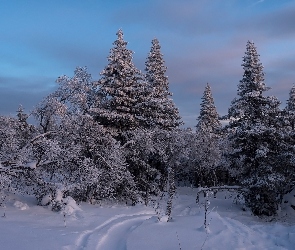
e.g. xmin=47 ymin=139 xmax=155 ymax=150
xmin=17 ymin=36 xmax=107 ymax=79
xmin=165 ymin=39 xmax=244 ymax=114
xmin=1 ymin=0 xmax=295 ymax=128
xmin=113 ymin=0 xmax=295 ymax=46
xmin=238 ymin=4 xmax=295 ymax=40
xmin=0 ymin=76 xmax=56 ymax=116
xmin=113 ymin=0 xmax=235 ymax=37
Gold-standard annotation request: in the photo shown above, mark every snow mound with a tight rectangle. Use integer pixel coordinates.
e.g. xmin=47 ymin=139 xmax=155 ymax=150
xmin=13 ymin=201 xmax=29 ymax=210
xmin=40 ymin=190 xmax=82 ymax=217
xmin=159 ymin=215 xmax=169 ymax=222
xmin=62 ymin=196 xmax=82 ymax=216
xmin=24 ymin=161 xmax=37 ymax=169
xmin=282 ymin=189 xmax=295 ymax=216
xmin=41 ymin=194 xmax=52 ymax=206
xmin=197 ymin=224 xmax=211 ymax=233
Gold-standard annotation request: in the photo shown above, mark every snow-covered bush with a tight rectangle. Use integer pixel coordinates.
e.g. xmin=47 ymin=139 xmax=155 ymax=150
xmin=40 ymin=189 xmax=81 ymax=215
xmin=58 ymin=114 xmax=138 ymax=203
xmin=13 ymin=200 xmax=29 ymax=210
xmin=0 ymin=115 xmax=39 ymax=196
xmin=281 ymin=188 xmax=295 ymax=216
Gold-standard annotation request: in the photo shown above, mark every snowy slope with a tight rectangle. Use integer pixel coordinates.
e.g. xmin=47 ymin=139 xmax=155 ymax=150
xmin=0 ymin=188 xmax=294 ymax=250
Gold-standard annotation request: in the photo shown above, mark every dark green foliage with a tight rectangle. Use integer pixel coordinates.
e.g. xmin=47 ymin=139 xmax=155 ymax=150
xmin=226 ymin=41 xmax=284 ymax=216
xmin=94 ymin=30 xmax=146 ymax=132
xmin=143 ymin=39 xmax=182 ymax=130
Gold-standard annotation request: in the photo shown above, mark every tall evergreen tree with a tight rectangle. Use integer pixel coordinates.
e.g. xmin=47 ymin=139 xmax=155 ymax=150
xmin=143 ymin=38 xmax=182 ymax=129
xmin=192 ymin=84 xmax=221 ymax=186
xmin=226 ymin=41 xmax=284 ymax=216
xmin=94 ymin=29 xmax=146 ymax=132
xmin=280 ymin=85 xmax=295 ymax=192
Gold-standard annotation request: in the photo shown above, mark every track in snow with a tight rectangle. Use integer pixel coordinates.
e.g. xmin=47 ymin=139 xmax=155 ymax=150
xmin=74 ymin=212 xmax=154 ymax=250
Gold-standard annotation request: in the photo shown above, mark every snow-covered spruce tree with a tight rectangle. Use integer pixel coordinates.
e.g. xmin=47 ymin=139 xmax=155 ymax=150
xmin=122 ymin=38 xmax=182 ymax=210
xmin=226 ymin=41 xmax=284 ymax=216
xmin=120 ymin=128 xmax=161 ymax=206
xmin=121 ymin=127 xmax=191 ymax=207
xmin=93 ymin=29 xmax=146 ymax=133
xmin=143 ymin=38 xmax=182 ymax=130
xmin=192 ymin=83 xmax=222 ymax=187
xmin=197 ymin=84 xmax=221 ymax=134
xmin=280 ymin=85 xmax=295 ymax=192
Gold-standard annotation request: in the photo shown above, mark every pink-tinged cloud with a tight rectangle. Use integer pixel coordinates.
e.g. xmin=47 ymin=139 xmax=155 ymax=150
xmin=1 ymin=0 xmax=295 ymax=128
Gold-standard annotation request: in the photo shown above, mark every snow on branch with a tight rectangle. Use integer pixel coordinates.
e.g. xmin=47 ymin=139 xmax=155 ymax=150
xmin=196 ymin=185 xmax=244 ymax=203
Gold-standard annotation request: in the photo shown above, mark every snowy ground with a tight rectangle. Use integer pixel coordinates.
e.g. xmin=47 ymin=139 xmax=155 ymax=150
xmin=0 ymin=187 xmax=294 ymax=250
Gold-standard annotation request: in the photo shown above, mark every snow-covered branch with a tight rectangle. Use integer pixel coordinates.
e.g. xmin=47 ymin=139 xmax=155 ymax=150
xmin=196 ymin=186 xmax=244 ymax=203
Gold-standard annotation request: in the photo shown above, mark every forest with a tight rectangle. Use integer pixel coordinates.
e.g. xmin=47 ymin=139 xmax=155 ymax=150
xmin=1 ymin=29 xmax=295 ymax=219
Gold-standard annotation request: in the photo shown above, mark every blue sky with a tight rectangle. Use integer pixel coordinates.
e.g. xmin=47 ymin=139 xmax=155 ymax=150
xmin=1 ymin=0 xmax=295 ymax=127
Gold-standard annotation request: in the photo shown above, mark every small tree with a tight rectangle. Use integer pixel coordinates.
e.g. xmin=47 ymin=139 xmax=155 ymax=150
xmin=191 ymin=84 xmax=222 ymax=187
xmin=55 ymin=66 xmax=99 ymax=115
xmin=32 ymin=95 xmax=67 ymax=134
xmin=152 ymin=129 xmax=186 ymax=221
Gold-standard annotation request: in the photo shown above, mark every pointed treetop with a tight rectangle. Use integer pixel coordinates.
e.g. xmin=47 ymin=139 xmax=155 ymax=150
xmin=152 ymin=38 xmax=160 ymax=47
xmin=236 ymin=40 xmax=268 ymax=99
xmin=96 ymin=29 xmax=145 ymax=131
xmin=228 ymin=40 xmax=279 ymax=124
xmin=17 ymin=104 xmax=28 ymax=123
xmin=142 ymin=38 xmax=182 ymax=129
xmin=197 ymin=83 xmax=221 ymax=133
xmin=116 ymin=29 xmax=124 ymax=40
xmin=145 ymin=38 xmax=169 ymax=92
xmin=17 ymin=104 xmax=24 ymax=113
xmin=148 ymin=38 xmax=163 ymax=62
xmin=113 ymin=29 xmax=127 ymax=48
